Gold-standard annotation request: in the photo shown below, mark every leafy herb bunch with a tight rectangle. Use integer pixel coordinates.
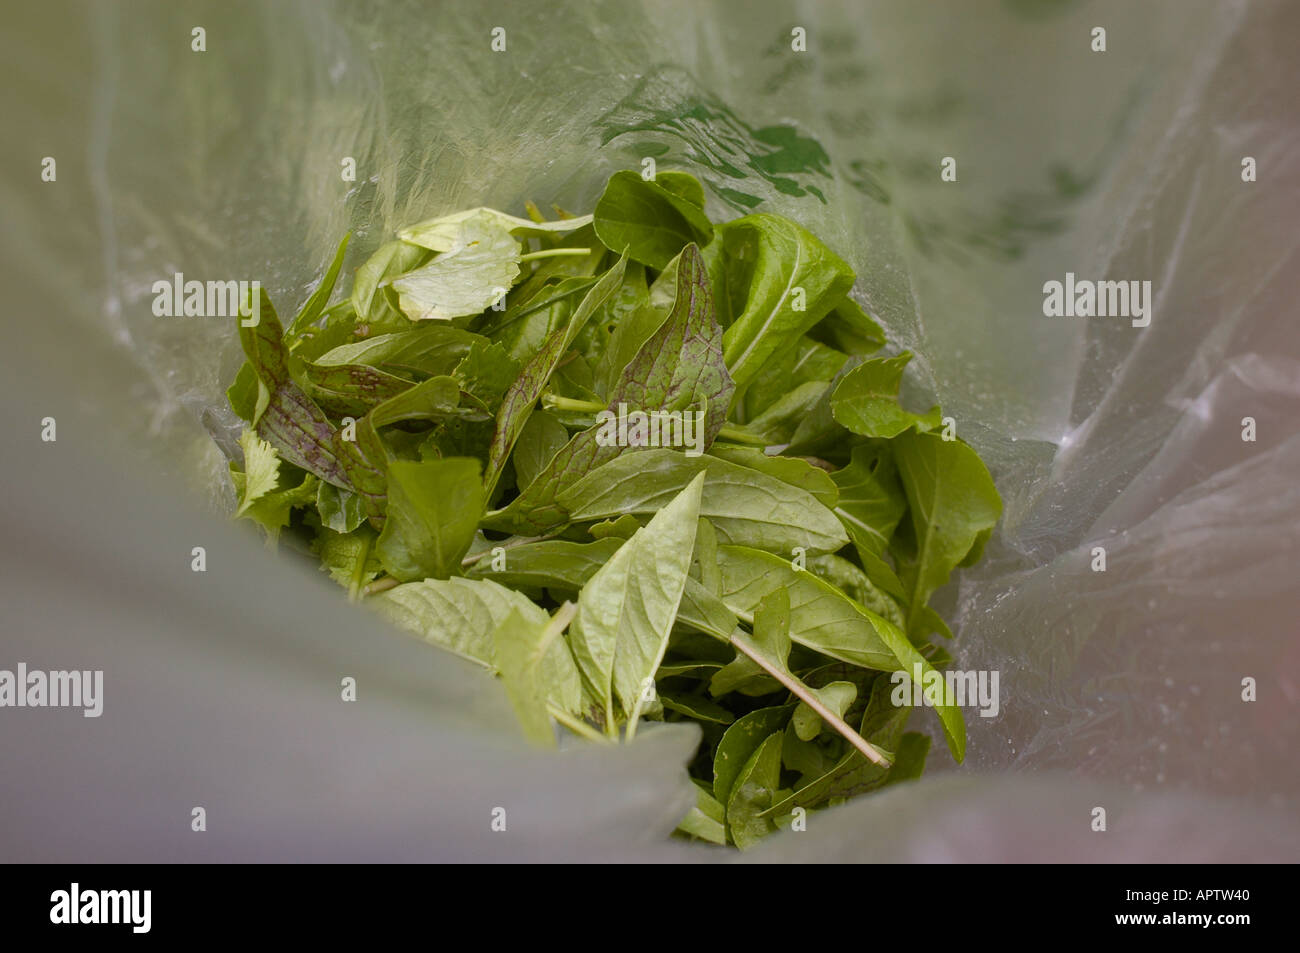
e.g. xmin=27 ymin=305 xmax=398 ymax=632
xmin=223 ymin=169 xmax=1002 ymax=847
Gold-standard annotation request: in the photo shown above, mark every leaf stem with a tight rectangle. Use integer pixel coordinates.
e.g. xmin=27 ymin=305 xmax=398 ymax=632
xmin=348 ymin=534 xmax=374 ymax=603
xmin=729 ymin=630 xmax=892 ymax=768
xmin=518 ymin=248 xmax=592 ymax=263
xmin=548 ymin=705 xmax=609 ymax=744
xmin=362 ymin=574 xmax=399 ymax=597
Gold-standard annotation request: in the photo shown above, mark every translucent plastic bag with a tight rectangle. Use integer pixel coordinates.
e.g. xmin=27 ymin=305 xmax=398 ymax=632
xmin=2 ymin=0 xmax=1297 ymax=860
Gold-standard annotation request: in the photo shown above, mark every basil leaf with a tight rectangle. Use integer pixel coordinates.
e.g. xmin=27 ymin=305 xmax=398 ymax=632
xmin=712 ymin=705 xmax=793 ymax=809
xmin=707 ymin=213 xmax=855 ymax=397
xmin=511 ymin=410 xmax=569 ymax=491
xmin=398 ymin=207 xmax=592 ymax=252
xmin=392 ymin=214 xmax=522 ymax=321
xmin=372 ymin=577 xmax=584 ymax=716
xmin=485 ymin=254 xmax=629 ymax=494
xmin=831 ymin=442 xmax=907 ymax=558
xmin=808 ymin=295 xmax=886 ymax=357
xmin=466 ymin=537 xmax=622 ymax=593
xmin=491 ymin=607 xmax=565 ymax=748
xmin=569 ymin=473 xmax=704 ymax=733
xmin=725 ymin=732 xmax=785 ymax=849
xmin=315 ymin=325 xmax=483 ymax=378
xmin=237 ymin=288 xmax=355 ymax=490
xmin=491 ymin=244 xmax=733 ymax=526
xmin=675 ymin=783 xmax=727 ymax=845
xmin=286 ymin=232 xmax=351 ymax=341
xmin=352 ymin=240 xmax=431 ymax=321
xmin=792 ymin=681 xmax=857 ymax=741
xmin=593 ymin=170 xmax=714 ymax=269
xmin=548 ymin=449 xmax=847 ymax=555
xmin=316 ymin=482 xmax=366 ymax=534
xmin=376 ymin=457 xmax=485 ymax=581
xmin=708 ymin=446 xmax=837 ymax=508
xmin=715 ymin=544 xmax=899 ymax=671
xmin=830 ymin=353 xmax=942 ymax=438
xmin=891 ymin=430 xmax=1002 ymax=636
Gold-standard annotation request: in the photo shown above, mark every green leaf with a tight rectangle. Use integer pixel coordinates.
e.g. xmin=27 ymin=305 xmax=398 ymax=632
xmin=352 ymin=240 xmax=431 ymax=321
xmin=891 ymin=430 xmax=1002 ymax=636
xmin=593 ymin=170 xmax=714 ymax=269
xmin=453 ymin=339 xmax=521 ymax=409
xmin=286 ymin=232 xmax=351 ymax=341
xmin=533 ymin=449 xmax=847 ymax=555
xmin=726 ymin=731 xmax=785 ymax=849
xmin=654 ymin=170 xmax=707 ymax=209
xmin=805 ymin=553 xmax=905 ymax=629
xmin=831 ymin=442 xmax=907 ymax=559
xmin=712 ymin=705 xmax=792 ymax=808
xmin=314 ymin=325 xmax=482 ymax=377
xmin=316 ymin=482 xmax=366 ymax=534
xmin=808 ymin=295 xmax=886 ymax=356
xmin=466 ymin=537 xmax=622 ymax=594
xmin=792 ymin=680 xmax=857 ymax=741
xmin=569 ymin=473 xmax=704 ymax=733
xmin=485 ymin=275 xmax=597 ymax=366
xmin=710 ymin=586 xmax=791 ymax=697
xmin=707 ymin=213 xmax=856 ymax=397
xmin=237 ymin=288 xmax=355 ymax=490
xmin=301 ymin=361 xmax=414 ymax=419
xmin=589 ymin=260 xmax=661 ymax=399
xmin=392 ymin=213 xmax=523 ymax=321
xmin=675 ymin=783 xmax=727 ymax=845
xmin=742 ymin=335 xmax=848 ymax=421
xmin=376 ymin=458 xmax=486 ymax=581
xmin=490 ymin=244 xmax=733 ymax=524
xmin=313 ymin=525 xmax=381 ymax=590
xmin=491 ymin=607 xmax=568 ymax=748
xmin=372 ymin=577 xmax=584 ymax=715
xmin=830 ymin=353 xmax=942 ymax=438
xmin=398 ymin=207 xmax=592 ymax=252
xmin=369 ymin=375 xmax=464 ymax=426
xmin=511 ymin=410 xmax=569 ymax=491
xmin=484 ymin=254 xmax=629 ymax=494
xmin=715 ymin=545 xmax=899 ymax=671
xmin=707 ymin=445 xmax=838 ymax=509
xmin=230 ymin=465 xmax=317 ymax=541
xmin=234 ymin=429 xmax=281 ymax=517
xmin=659 ymin=691 xmax=734 ymax=725
xmin=887 ymin=732 xmax=931 ymax=785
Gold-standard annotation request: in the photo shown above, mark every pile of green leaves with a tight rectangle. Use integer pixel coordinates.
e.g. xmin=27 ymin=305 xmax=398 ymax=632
xmin=222 ymin=170 xmax=1002 ymax=848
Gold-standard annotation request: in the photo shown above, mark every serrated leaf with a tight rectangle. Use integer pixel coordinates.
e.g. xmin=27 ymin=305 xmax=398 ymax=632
xmin=234 ymin=429 xmax=281 ymax=516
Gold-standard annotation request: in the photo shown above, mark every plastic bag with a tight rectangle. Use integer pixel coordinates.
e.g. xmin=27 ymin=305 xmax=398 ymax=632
xmin=1 ymin=0 xmax=1297 ymax=860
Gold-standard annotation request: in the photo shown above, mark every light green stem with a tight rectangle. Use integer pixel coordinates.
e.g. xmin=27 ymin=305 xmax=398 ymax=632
xmin=519 ymin=247 xmax=592 ymax=263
